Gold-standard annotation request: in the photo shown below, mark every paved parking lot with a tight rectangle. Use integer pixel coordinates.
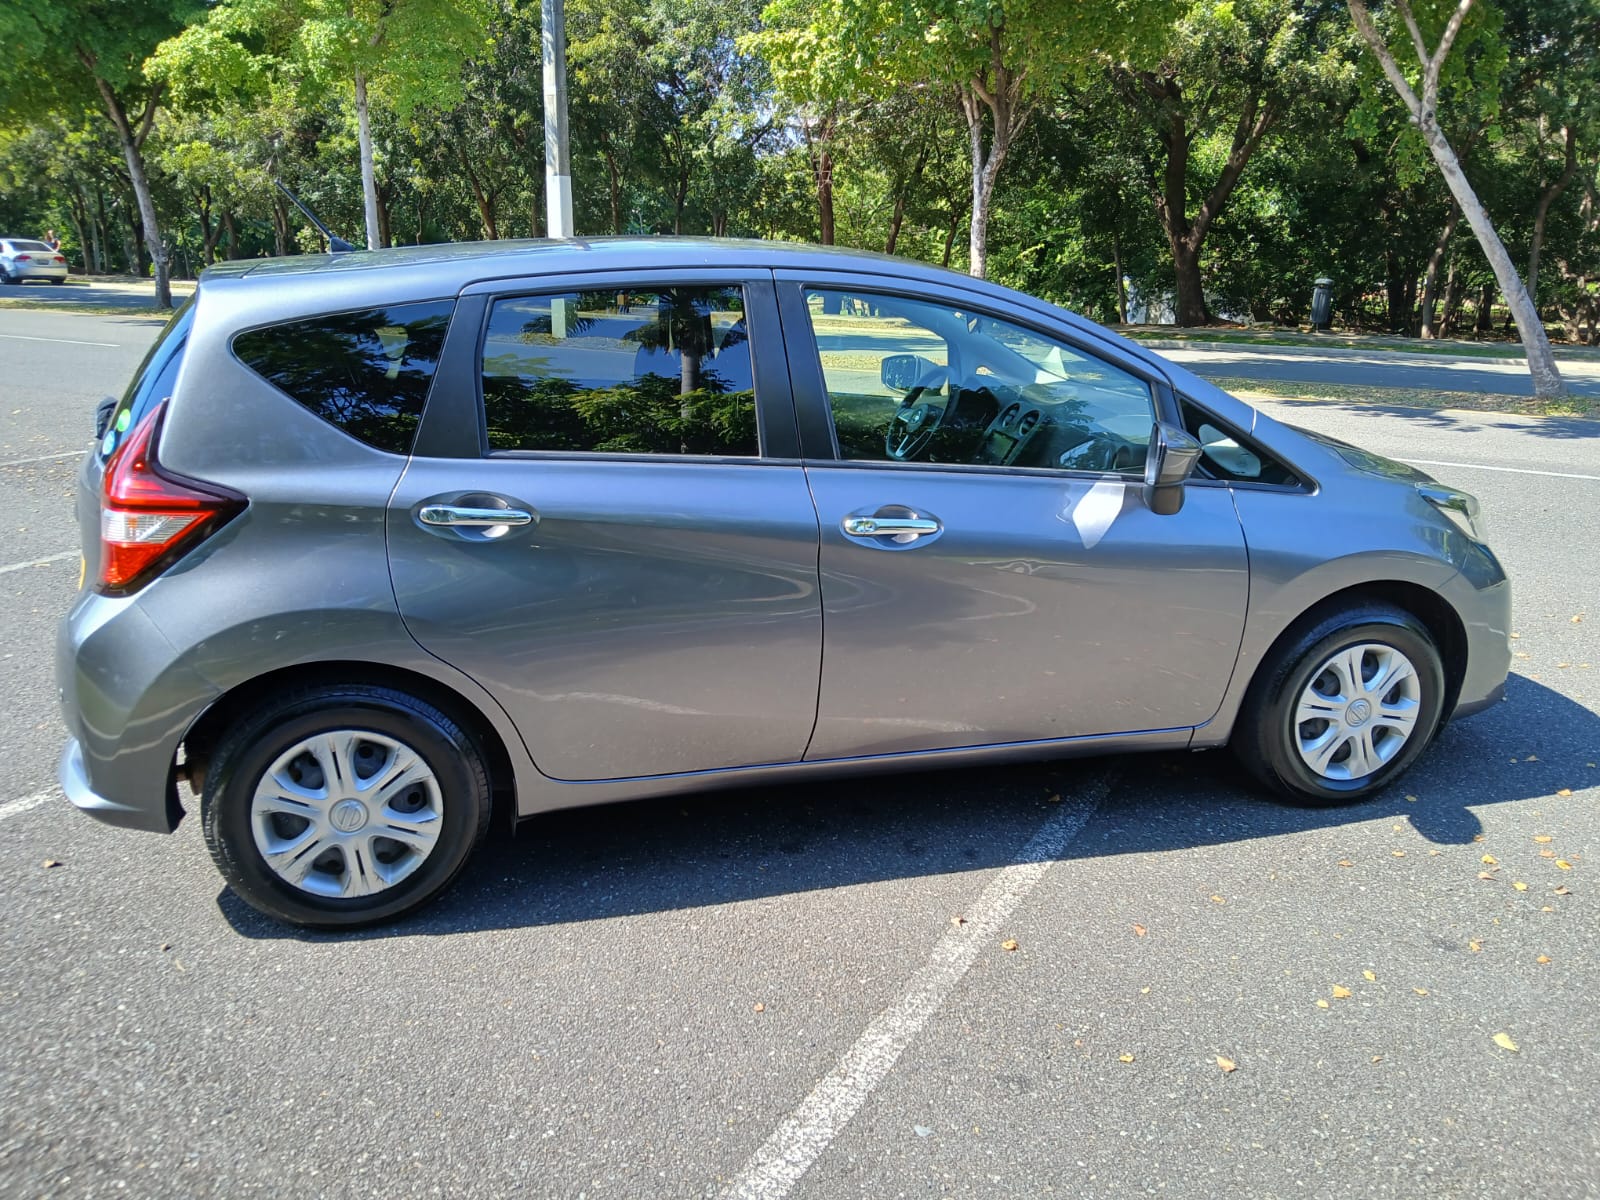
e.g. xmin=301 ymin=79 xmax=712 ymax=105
xmin=1 ymin=308 xmax=1595 ymax=1199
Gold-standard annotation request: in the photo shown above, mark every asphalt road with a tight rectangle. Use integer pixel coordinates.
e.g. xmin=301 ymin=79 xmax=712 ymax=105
xmin=1 ymin=309 xmax=1595 ymax=1200
xmin=1157 ymin=338 xmax=1600 ymax=398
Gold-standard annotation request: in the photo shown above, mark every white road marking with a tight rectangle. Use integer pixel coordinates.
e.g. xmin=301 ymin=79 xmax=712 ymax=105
xmin=0 ymin=550 xmax=77 ymax=576
xmin=0 ymin=450 xmax=81 ymax=468
xmin=721 ymin=771 xmax=1112 ymax=1200
xmin=1403 ymin=458 xmax=1600 ymax=482
xmin=0 ymin=790 xmax=56 ymax=823
xmin=0 ymin=332 xmax=119 ymax=348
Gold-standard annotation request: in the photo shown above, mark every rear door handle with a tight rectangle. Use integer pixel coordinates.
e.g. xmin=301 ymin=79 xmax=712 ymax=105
xmin=842 ymin=516 xmax=940 ymax=538
xmin=419 ymin=505 xmax=535 ymax=528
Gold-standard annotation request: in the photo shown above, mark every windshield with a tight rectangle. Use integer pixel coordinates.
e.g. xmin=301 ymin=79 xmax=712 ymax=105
xmin=101 ymin=297 xmax=196 ymax=461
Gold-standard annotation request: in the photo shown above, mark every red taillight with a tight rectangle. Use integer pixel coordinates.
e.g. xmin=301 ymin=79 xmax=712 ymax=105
xmin=53 ymin=255 xmax=66 ymax=264
xmin=98 ymin=402 xmax=245 ymax=594
xmin=14 ymin=254 xmax=30 ymax=262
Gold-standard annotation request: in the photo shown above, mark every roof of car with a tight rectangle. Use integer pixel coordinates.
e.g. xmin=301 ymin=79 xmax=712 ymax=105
xmin=199 ymin=235 xmax=977 ymax=290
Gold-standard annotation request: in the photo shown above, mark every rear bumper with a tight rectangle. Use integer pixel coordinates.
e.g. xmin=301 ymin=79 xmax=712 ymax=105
xmin=5 ymin=266 xmax=68 ymax=282
xmin=58 ymin=737 xmax=181 ymax=833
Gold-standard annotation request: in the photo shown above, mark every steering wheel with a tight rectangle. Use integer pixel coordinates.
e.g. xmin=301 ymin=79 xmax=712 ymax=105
xmin=884 ymin=367 xmax=953 ymax=460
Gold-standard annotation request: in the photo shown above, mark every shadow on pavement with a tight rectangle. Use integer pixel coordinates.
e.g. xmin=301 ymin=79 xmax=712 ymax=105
xmin=1261 ymin=397 xmax=1600 ymax=441
xmin=219 ymin=672 xmax=1596 ymax=941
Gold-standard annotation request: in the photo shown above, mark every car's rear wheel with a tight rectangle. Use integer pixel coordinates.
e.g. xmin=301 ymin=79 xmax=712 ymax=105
xmin=1234 ymin=604 xmax=1446 ymax=806
xmin=202 ymin=684 xmax=491 ymax=928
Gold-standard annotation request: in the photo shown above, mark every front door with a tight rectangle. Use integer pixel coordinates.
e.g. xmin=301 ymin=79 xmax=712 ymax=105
xmin=388 ymin=274 xmax=823 ymax=782
xmin=779 ymin=278 xmax=1250 ymax=760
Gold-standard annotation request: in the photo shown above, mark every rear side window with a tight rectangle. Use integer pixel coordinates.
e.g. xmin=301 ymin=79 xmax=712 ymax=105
xmin=233 ymin=300 xmax=455 ymax=455
xmin=481 ymin=286 xmax=758 ymax=456
xmin=100 ymin=297 xmax=195 ymax=461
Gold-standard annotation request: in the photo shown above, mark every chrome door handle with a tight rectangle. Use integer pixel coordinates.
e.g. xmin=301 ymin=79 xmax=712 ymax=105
xmin=842 ymin=516 xmax=940 ymax=537
xmin=419 ymin=505 xmax=534 ymax=528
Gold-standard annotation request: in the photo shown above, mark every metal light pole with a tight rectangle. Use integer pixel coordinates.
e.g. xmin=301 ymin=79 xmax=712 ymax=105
xmin=541 ymin=0 xmax=573 ymax=240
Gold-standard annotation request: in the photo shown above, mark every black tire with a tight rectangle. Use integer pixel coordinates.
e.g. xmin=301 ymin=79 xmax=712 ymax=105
xmin=202 ymin=684 xmax=492 ymax=929
xmin=50 ymin=277 xmax=66 ymax=285
xmin=1234 ymin=604 xmax=1446 ymax=806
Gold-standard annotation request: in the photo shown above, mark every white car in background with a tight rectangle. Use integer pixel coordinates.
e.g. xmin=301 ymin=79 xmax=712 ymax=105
xmin=0 ymin=238 xmax=69 ymax=285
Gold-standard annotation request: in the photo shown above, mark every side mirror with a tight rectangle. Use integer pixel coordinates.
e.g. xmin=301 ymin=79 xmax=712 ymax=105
xmin=881 ymin=353 xmax=935 ymax=393
xmin=1143 ymin=421 xmax=1203 ymax=515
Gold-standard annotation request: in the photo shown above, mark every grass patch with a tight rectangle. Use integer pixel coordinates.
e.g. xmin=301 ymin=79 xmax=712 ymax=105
xmin=1205 ymin=374 xmax=1595 ymax=419
xmin=0 ymin=298 xmax=173 ymax=317
xmin=1127 ymin=329 xmax=1550 ymax=359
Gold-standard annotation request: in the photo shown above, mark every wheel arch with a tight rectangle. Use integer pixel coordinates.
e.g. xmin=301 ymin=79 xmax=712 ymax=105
xmin=180 ymin=660 xmax=521 ymax=830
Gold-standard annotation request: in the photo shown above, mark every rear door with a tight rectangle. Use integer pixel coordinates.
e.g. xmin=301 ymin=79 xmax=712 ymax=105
xmin=387 ymin=269 xmax=824 ymax=782
xmin=776 ymin=272 xmax=1250 ymax=760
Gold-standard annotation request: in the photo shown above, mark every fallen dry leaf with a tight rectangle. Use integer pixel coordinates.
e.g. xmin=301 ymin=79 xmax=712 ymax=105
xmin=1556 ymin=789 xmax=1573 ymax=797
xmin=1572 ymin=614 xmax=1585 ymax=624
xmin=41 ymin=859 xmax=61 ymax=869
xmin=1514 ymin=881 xmax=1529 ymax=891
xmin=1540 ymin=849 xmax=1556 ymax=859
xmin=1332 ymin=984 xmax=1352 ymax=999
xmin=1555 ymin=886 xmax=1571 ymax=896
xmin=1492 ymin=1032 xmax=1519 ymax=1053
xmin=1481 ymin=854 xmax=1498 ymax=865
xmin=1132 ymin=924 xmax=1147 ymax=938
xmin=1316 ymin=999 xmax=1330 ymax=1009
xmin=1405 ymin=794 xmax=1419 ymax=803
xmin=753 ymin=1002 xmax=765 ymax=1013
xmin=1337 ymin=859 xmax=1354 ymax=868
xmin=1536 ymin=955 xmax=1552 ymax=965
xmin=1000 ymin=939 xmax=1019 ymax=952
xmin=950 ymin=915 xmax=966 ymax=927
xmin=1045 ymin=793 xmax=1062 ymax=804
xmin=1363 ymin=970 xmax=1377 ymax=982
xmin=1469 ymin=940 xmax=1483 ymax=952
xmin=1216 ymin=1056 xmax=1237 ymax=1074
xmin=1526 ymin=755 xmax=1540 ymax=762
xmin=1477 ymin=871 xmax=1498 ymax=881
xmin=1210 ymin=895 xmax=1226 ymax=904
xmin=1534 ymin=835 xmax=1554 ymax=844
xmin=1556 ymin=860 xmax=1573 ymax=870
xmin=1118 ymin=1053 xmax=1134 ymax=1063
xmin=1392 ymin=850 xmax=1407 ymax=858
xmin=1413 ymin=987 xmax=1429 ymax=996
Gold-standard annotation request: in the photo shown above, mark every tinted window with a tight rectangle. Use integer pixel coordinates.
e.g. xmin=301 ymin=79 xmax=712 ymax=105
xmin=233 ymin=300 xmax=455 ymax=455
xmin=8 ymin=240 xmax=53 ymax=252
xmin=481 ymin=287 xmax=757 ymax=456
xmin=1179 ymin=399 xmax=1300 ymax=485
xmin=100 ymin=298 xmax=196 ymax=461
xmin=804 ymin=288 xmax=1153 ymax=474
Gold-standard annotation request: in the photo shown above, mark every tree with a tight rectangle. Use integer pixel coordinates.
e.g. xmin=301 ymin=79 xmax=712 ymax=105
xmin=149 ymin=0 xmax=488 ymax=251
xmin=1347 ymin=0 xmax=1565 ymax=396
xmin=0 ymin=1 xmax=201 ymax=306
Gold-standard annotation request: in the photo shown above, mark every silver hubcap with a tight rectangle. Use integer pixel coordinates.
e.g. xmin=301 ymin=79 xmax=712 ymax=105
xmin=1294 ymin=642 xmax=1422 ymax=782
xmin=250 ymin=730 xmax=443 ymax=899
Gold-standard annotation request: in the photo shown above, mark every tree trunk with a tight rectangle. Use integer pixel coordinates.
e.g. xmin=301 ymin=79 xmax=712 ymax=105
xmin=1347 ymin=0 xmax=1564 ymax=396
xmin=604 ymin=145 xmax=622 ymax=234
xmin=1439 ymin=257 xmax=1463 ymax=334
xmin=1171 ymin=237 xmax=1206 ymax=326
xmin=92 ymin=73 xmax=170 ymax=307
xmin=1112 ymin=230 xmax=1128 ymax=324
xmin=815 ymin=146 xmax=835 ymax=245
xmin=222 ymin=210 xmax=239 ymax=260
xmin=1418 ymin=204 xmax=1459 ymax=338
xmin=962 ymin=91 xmax=1010 ymax=280
xmin=1474 ymin=282 xmax=1496 ymax=334
xmin=942 ymin=210 xmax=961 ymax=269
xmin=354 ymin=69 xmax=381 ymax=250
xmin=884 ymin=193 xmax=906 ymax=256
xmin=1528 ymin=125 xmax=1577 ymax=306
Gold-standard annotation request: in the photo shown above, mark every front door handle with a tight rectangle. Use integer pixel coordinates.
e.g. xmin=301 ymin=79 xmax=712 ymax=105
xmin=842 ymin=516 xmax=940 ymax=537
xmin=419 ymin=505 xmax=535 ymax=528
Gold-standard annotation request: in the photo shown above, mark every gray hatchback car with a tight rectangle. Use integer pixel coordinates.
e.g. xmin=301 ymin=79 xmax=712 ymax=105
xmin=57 ymin=238 xmax=1510 ymax=928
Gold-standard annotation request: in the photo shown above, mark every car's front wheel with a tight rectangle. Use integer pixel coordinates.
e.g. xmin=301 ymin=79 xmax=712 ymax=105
xmin=1235 ymin=604 xmax=1446 ymax=806
xmin=202 ymin=684 xmax=491 ymax=928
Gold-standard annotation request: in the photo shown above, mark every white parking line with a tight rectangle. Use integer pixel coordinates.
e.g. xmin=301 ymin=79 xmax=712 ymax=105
xmin=0 ymin=450 xmax=82 ymax=468
xmin=722 ymin=771 xmax=1112 ymax=1200
xmin=0 ymin=550 xmax=77 ymax=576
xmin=0 ymin=790 xmax=56 ymax=823
xmin=0 ymin=333 xmax=120 ymax=348
xmin=1402 ymin=458 xmax=1600 ymax=482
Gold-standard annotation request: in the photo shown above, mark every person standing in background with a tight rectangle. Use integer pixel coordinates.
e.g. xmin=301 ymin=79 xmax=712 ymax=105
xmin=44 ymin=230 xmax=61 ymax=251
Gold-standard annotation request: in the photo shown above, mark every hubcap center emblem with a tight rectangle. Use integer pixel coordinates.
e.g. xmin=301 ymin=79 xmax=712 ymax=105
xmin=1346 ymin=698 xmax=1373 ymax=727
xmin=330 ymin=799 xmax=369 ymax=833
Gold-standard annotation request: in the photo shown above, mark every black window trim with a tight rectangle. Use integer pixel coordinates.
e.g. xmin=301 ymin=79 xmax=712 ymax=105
xmin=1176 ymin=392 xmax=1316 ymax=494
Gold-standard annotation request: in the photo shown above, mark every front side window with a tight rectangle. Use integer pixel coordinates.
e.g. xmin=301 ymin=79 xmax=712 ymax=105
xmin=233 ymin=300 xmax=455 ymax=455
xmin=481 ymin=286 xmax=757 ymax=456
xmin=804 ymin=288 xmax=1154 ymax=474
